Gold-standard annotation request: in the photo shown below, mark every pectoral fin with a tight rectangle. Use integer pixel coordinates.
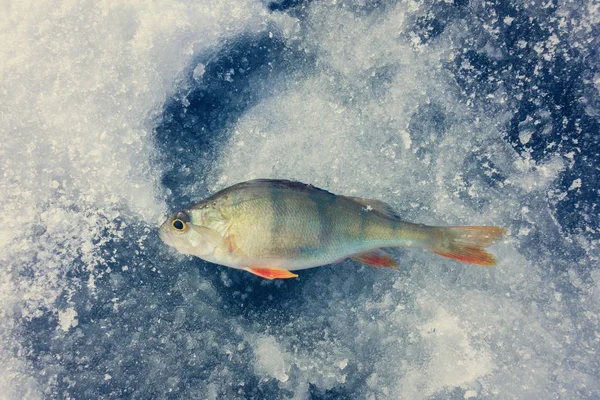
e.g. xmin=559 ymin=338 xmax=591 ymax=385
xmin=351 ymin=249 xmax=398 ymax=268
xmin=246 ymin=267 xmax=299 ymax=280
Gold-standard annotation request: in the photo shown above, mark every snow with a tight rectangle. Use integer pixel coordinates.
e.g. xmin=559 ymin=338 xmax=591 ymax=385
xmin=569 ymin=178 xmax=582 ymax=191
xmin=1 ymin=0 xmax=599 ymax=398
xmin=252 ymin=336 xmax=290 ymax=383
xmin=58 ymin=308 xmax=79 ymax=332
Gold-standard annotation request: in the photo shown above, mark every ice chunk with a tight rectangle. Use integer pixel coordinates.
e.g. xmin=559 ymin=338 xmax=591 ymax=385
xmin=252 ymin=336 xmax=289 ymax=383
xmin=58 ymin=308 xmax=79 ymax=332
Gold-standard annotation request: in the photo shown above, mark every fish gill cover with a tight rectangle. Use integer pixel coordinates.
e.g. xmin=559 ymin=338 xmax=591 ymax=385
xmin=0 ymin=0 xmax=599 ymax=399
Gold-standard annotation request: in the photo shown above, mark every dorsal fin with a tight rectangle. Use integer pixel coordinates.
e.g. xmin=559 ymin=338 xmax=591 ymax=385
xmin=345 ymin=196 xmax=402 ymax=220
xmin=203 ymin=179 xmax=402 ymax=220
xmin=205 ymin=179 xmax=337 ymax=201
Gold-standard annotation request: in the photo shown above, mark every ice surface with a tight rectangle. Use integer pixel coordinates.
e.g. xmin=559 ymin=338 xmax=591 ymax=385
xmin=1 ymin=0 xmax=599 ymax=399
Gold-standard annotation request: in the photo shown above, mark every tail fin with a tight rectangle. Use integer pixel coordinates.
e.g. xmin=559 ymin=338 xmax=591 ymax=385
xmin=430 ymin=226 xmax=505 ymax=266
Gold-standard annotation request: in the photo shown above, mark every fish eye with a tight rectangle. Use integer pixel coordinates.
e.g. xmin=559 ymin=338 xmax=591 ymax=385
xmin=171 ymin=219 xmax=186 ymax=231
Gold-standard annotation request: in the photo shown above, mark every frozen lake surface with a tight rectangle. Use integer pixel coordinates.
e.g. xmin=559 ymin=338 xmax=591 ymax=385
xmin=1 ymin=0 xmax=599 ymax=398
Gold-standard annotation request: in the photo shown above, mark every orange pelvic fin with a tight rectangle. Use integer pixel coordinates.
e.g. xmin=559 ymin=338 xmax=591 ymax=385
xmin=351 ymin=249 xmax=398 ymax=268
xmin=246 ymin=267 xmax=299 ymax=280
xmin=431 ymin=226 xmax=505 ymax=266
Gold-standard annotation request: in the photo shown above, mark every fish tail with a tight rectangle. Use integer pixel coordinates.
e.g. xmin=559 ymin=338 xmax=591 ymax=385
xmin=428 ymin=226 xmax=505 ymax=266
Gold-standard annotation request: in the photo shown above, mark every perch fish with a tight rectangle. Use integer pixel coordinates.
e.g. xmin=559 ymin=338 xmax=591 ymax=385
xmin=159 ymin=179 xmax=504 ymax=279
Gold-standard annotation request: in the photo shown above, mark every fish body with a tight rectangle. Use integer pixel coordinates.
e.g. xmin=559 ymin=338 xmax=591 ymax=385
xmin=159 ymin=179 xmax=504 ymax=279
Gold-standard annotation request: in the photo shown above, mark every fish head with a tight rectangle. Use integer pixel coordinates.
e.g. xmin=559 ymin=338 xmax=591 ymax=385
xmin=159 ymin=209 xmax=221 ymax=257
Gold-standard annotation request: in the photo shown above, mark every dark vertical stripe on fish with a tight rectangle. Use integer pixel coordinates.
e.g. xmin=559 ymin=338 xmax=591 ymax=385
xmin=316 ymin=192 xmax=335 ymax=252
xmin=359 ymin=204 xmax=369 ymax=241
xmin=388 ymin=216 xmax=397 ymax=241
xmin=270 ymin=185 xmax=284 ymax=254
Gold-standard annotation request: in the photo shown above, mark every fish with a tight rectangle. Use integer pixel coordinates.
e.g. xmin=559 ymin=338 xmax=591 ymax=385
xmin=159 ymin=179 xmax=505 ymax=280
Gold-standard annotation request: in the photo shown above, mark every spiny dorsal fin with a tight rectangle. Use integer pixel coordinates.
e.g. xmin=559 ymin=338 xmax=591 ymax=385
xmin=345 ymin=196 xmax=402 ymax=220
xmin=206 ymin=179 xmax=337 ymax=201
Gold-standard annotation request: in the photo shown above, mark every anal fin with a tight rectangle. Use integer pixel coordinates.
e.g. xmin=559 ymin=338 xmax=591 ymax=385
xmin=351 ymin=249 xmax=398 ymax=268
xmin=246 ymin=267 xmax=299 ymax=280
